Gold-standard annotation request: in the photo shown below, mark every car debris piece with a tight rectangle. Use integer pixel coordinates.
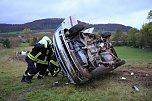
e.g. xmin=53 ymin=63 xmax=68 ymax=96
xmin=145 ymin=73 xmax=149 ymax=77
xmin=53 ymin=16 xmax=125 ymax=84
xmin=132 ymin=85 xmax=139 ymax=92
xmin=131 ymin=72 xmax=134 ymax=75
xmin=120 ymin=77 xmax=126 ymax=80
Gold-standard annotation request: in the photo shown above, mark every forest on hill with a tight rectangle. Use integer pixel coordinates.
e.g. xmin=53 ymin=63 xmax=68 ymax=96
xmin=0 ymin=18 xmax=132 ymax=33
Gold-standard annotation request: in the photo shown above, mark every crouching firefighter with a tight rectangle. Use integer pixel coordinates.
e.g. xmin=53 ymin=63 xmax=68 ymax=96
xmin=45 ymin=51 xmax=61 ymax=77
xmin=21 ymin=36 xmax=53 ymax=83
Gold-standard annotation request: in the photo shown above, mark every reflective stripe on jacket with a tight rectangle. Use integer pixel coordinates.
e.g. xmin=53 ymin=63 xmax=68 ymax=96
xmin=50 ymin=60 xmax=59 ymax=67
xmin=27 ymin=46 xmax=53 ymax=65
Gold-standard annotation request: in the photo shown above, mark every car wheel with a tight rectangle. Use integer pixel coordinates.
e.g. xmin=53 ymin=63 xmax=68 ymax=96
xmin=67 ymin=24 xmax=85 ymax=37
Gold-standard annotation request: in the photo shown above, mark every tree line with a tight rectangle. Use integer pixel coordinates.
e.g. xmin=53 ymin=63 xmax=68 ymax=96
xmin=112 ymin=10 xmax=152 ymax=49
xmin=112 ymin=22 xmax=152 ymax=48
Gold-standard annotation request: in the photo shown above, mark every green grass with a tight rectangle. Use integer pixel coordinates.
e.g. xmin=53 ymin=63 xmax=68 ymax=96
xmin=0 ymin=46 xmax=152 ymax=101
xmin=20 ymin=43 xmax=30 ymax=47
xmin=114 ymin=46 xmax=152 ymax=60
xmin=0 ymin=31 xmax=20 ymax=35
xmin=114 ymin=46 xmax=152 ymax=68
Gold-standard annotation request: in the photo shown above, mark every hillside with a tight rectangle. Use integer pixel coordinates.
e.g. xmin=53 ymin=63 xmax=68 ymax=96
xmin=0 ymin=18 xmax=132 ymax=33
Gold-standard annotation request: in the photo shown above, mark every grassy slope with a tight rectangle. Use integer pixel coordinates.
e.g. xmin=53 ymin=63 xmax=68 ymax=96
xmin=0 ymin=46 xmax=152 ymax=101
xmin=115 ymin=46 xmax=152 ymax=68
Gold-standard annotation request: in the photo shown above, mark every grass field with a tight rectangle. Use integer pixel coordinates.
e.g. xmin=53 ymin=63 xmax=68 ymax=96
xmin=115 ymin=46 xmax=152 ymax=60
xmin=0 ymin=46 xmax=152 ymax=101
xmin=115 ymin=46 xmax=152 ymax=68
xmin=0 ymin=31 xmax=20 ymax=35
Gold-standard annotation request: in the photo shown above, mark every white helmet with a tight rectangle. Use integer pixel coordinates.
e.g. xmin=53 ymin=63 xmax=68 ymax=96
xmin=42 ymin=36 xmax=51 ymax=42
xmin=38 ymin=36 xmax=52 ymax=47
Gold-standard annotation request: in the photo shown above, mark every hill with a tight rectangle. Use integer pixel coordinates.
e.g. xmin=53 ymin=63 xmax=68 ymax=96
xmin=0 ymin=18 xmax=132 ymax=33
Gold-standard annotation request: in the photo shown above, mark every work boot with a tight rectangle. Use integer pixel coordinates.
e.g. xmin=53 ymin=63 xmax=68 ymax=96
xmin=21 ymin=75 xmax=26 ymax=82
xmin=29 ymin=75 xmax=34 ymax=80
xmin=25 ymin=76 xmax=32 ymax=83
xmin=44 ymin=71 xmax=49 ymax=76
xmin=37 ymin=75 xmax=44 ymax=79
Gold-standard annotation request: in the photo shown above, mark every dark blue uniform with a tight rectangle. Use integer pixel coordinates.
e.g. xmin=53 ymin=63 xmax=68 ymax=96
xmin=21 ymin=41 xmax=53 ymax=83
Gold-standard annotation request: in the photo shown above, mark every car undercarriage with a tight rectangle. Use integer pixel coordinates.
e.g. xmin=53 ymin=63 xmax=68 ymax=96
xmin=53 ymin=16 xmax=125 ymax=84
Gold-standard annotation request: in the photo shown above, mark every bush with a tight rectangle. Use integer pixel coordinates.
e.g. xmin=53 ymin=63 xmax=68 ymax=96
xmin=2 ymin=38 xmax=10 ymax=48
xmin=29 ymin=37 xmax=38 ymax=46
xmin=9 ymin=37 xmax=21 ymax=48
xmin=2 ymin=37 xmax=21 ymax=48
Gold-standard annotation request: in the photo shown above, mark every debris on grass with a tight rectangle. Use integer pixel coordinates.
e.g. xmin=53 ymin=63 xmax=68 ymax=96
xmin=132 ymin=85 xmax=139 ymax=92
xmin=130 ymin=72 xmax=134 ymax=75
xmin=145 ymin=73 xmax=149 ymax=77
xmin=120 ymin=77 xmax=126 ymax=80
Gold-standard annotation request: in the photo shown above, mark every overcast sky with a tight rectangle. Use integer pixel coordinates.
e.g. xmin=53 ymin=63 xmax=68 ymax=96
xmin=0 ymin=0 xmax=151 ymax=29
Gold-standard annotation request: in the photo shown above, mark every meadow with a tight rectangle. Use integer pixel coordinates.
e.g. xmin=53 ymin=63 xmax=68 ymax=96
xmin=0 ymin=46 xmax=152 ymax=101
xmin=0 ymin=31 xmax=20 ymax=35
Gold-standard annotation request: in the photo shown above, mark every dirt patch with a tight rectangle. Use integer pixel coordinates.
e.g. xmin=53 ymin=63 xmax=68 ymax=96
xmin=115 ymin=67 xmax=152 ymax=88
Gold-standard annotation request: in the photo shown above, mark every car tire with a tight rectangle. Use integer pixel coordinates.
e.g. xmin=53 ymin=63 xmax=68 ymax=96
xmin=67 ymin=24 xmax=85 ymax=37
xmin=101 ymin=32 xmax=111 ymax=38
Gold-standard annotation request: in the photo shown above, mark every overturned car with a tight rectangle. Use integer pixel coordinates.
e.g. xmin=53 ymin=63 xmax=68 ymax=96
xmin=53 ymin=16 xmax=125 ymax=84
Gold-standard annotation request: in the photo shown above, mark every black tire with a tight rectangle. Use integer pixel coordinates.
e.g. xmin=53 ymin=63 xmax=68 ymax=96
xmin=101 ymin=32 xmax=111 ymax=38
xmin=115 ymin=59 xmax=125 ymax=68
xmin=67 ymin=24 xmax=85 ymax=37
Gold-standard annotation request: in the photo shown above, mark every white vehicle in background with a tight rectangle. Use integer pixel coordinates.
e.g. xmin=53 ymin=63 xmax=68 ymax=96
xmin=53 ymin=16 xmax=125 ymax=84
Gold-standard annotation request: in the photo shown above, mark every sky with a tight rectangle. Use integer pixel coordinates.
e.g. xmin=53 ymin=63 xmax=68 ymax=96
xmin=0 ymin=0 xmax=151 ymax=29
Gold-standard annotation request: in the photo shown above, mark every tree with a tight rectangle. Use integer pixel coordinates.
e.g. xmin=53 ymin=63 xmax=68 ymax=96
xmin=29 ymin=37 xmax=38 ymax=46
xmin=135 ymin=32 xmax=143 ymax=48
xmin=120 ymin=32 xmax=127 ymax=46
xmin=113 ymin=29 xmax=123 ymax=46
xmin=22 ymin=28 xmax=32 ymax=34
xmin=127 ymin=28 xmax=139 ymax=47
xmin=147 ymin=10 xmax=152 ymax=22
xmin=140 ymin=22 xmax=152 ymax=48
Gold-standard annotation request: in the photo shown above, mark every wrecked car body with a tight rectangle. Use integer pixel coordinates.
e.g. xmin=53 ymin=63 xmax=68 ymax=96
xmin=53 ymin=16 xmax=125 ymax=84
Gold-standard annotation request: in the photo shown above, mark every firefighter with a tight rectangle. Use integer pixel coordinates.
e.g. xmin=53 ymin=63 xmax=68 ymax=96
xmin=45 ymin=53 xmax=61 ymax=77
xmin=49 ymin=60 xmax=61 ymax=77
xmin=21 ymin=36 xmax=53 ymax=83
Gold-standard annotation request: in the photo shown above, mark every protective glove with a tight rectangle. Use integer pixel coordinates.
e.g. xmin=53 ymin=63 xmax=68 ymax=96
xmin=47 ymin=43 xmax=52 ymax=48
xmin=51 ymin=67 xmax=61 ymax=77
